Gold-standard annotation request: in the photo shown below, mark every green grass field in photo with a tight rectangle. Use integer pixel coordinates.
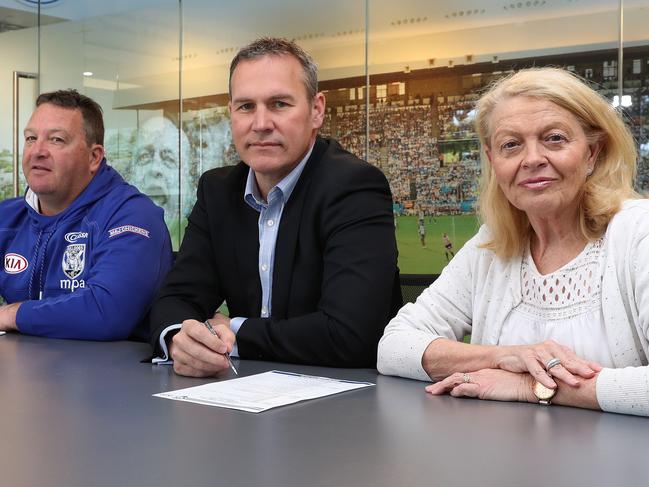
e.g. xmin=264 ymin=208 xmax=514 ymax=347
xmin=395 ymin=214 xmax=480 ymax=274
xmin=168 ymin=213 xmax=482 ymax=276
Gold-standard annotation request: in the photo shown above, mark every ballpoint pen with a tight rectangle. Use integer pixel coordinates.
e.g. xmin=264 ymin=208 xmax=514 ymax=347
xmin=204 ymin=320 xmax=238 ymax=375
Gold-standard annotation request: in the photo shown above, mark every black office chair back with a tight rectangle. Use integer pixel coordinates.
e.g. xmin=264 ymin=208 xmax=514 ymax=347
xmin=399 ymin=274 xmax=439 ymax=304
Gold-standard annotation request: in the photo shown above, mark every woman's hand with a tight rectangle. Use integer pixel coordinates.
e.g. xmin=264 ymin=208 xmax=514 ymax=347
xmin=420 ymin=339 xmax=601 ymax=390
xmin=425 ymin=369 xmax=536 ymax=403
xmin=495 ymin=340 xmax=601 ymax=389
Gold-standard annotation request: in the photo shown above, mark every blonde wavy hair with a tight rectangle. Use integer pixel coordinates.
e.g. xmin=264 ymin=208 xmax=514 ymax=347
xmin=475 ymin=67 xmax=639 ymax=258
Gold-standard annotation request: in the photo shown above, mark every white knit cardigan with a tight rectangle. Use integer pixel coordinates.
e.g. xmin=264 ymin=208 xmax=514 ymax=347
xmin=378 ymin=200 xmax=649 ymax=416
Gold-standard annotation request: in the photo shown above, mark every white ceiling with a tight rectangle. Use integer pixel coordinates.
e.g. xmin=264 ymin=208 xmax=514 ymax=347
xmin=0 ymin=0 xmax=626 ymax=36
xmin=2 ymin=0 xmax=647 ymax=105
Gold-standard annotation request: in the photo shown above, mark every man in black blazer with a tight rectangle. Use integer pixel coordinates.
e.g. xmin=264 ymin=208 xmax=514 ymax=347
xmin=149 ymin=37 xmax=401 ymax=376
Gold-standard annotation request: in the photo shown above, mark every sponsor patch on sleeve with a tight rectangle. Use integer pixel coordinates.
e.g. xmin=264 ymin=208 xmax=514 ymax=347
xmin=108 ymin=225 xmax=150 ymax=239
xmin=4 ymin=253 xmax=28 ymax=274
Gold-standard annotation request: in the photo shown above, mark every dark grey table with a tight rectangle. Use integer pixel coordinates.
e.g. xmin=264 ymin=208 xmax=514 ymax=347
xmin=1 ymin=334 xmax=646 ymax=487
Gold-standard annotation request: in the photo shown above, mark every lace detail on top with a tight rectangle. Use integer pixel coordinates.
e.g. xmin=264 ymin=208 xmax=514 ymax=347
xmin=518 ymin=238 xmax=604 ymax=321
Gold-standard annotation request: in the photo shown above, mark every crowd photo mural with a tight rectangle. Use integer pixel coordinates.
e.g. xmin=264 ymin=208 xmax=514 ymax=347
xmin=102 ymin=110 xmax=239 ymax=245
xmin=4 ymin=49 xmax=649 ymax=276
xmin=91 ymin=48 xmax=649 ymax=274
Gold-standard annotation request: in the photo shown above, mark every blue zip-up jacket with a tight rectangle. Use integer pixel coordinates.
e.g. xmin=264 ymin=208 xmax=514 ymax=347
xmin=0 ymin=160 xmax=173 ymax=340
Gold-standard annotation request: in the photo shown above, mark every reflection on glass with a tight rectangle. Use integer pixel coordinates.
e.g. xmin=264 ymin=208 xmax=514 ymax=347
xmin=623 ymin=1 xmax=649 ymax=195
xmin=5 ymin=1 xmax=646 ymax=274
xmin=181 ymin=0 xmax=367 ymax=221
xmin=128 ymin=113 xmax=239 ymax=226
xmin=35 ymin=1 xmax=181 ymax=244
xmin=360 ymin=0 xmax=621 ymax=273
xmin=132 ymin=116 xmax=188 ymax=219
xmin=0 ymin=148 xmax=13 ymax=202
xmin=181 ymin=112 xmax=238 ymax=216
xmin=0 ymin=6 xmax=39 ymax=201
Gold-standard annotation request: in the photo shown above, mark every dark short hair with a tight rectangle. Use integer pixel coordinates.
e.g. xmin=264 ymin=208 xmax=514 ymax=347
xmin=36 ymin=89 xmax=105 ymax=146
xmin=229 ymin=37 xmax=318 ymax=100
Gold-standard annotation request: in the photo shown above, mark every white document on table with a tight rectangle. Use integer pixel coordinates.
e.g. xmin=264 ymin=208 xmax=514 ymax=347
xmin=154 ymin=370 xmax=374 ymax=413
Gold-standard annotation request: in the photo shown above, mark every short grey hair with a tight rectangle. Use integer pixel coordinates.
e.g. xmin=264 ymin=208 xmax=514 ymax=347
xmin=229 ymin=37 xmax=318 ymax=100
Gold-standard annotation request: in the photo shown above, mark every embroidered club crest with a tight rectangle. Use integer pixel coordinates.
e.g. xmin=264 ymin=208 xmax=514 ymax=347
xmin=62 ymin=244 xmax=86 ymax=279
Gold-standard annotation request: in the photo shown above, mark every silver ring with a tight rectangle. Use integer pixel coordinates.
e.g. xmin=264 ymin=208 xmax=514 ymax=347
xmin=462 ymin=373 xmax=471 ymax=383
xmin=546 ymin=358 xmax=562 ymax=371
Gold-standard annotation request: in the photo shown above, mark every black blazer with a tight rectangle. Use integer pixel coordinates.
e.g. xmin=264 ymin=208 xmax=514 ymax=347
xmin=149 ymin=137 xmax=402 ymax=367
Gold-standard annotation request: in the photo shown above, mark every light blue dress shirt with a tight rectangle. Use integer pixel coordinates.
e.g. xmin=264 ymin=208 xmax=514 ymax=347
xmin=229 ymin=143 xmax=314 ymax=356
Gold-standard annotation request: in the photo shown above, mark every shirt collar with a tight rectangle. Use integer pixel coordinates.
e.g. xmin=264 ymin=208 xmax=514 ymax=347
xmin=244 ymin=141 xmax=314 ymax=210
xmin=25 ymin=188 xmax=40 ymax=212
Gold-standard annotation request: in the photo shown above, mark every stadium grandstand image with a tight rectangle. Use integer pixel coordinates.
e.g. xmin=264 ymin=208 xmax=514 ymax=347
xmin=319 ymin=47 xmax=649 ymax=273
xmin=3 ymin=4 xmax=648 ymax=275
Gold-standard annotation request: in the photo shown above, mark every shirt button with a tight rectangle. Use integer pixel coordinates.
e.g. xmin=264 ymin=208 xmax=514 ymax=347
xmin=267 ymin=219 xmax=274 ymax=227
xmin=261 ymin=263 xmax=268 ymax=272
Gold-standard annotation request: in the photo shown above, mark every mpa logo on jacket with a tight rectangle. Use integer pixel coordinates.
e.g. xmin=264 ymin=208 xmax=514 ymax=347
xmin=62 ymin=244 xmax=86 ymax=279
xmin=4 ymin=253 xmax=28 ymax=274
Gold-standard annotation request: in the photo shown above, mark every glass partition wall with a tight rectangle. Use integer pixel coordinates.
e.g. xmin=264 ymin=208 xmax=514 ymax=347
xmin=363 ymin=0 xmax=624 ymax=273
xmin=1 ymin=0 xmax=645 ymax=273
xmin=180 ymin=0 xmax=367 ymax=247
xmin=38 ymin=0 xmax=184 ymax=244
xmin=0 ymin=5 xmax=38 ymax=202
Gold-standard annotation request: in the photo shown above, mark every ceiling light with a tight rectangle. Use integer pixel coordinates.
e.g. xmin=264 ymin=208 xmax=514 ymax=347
xmin=612 ymin=95 xmax=632 ymax=108
xmin=83 ymin=71 xmax=93 ymax=77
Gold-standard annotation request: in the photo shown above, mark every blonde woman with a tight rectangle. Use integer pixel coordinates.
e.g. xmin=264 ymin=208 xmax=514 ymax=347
xmin=378 ymin=68 xmax=649 ymax=416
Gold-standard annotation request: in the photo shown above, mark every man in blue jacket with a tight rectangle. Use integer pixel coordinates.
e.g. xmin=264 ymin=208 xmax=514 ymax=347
xmin=0 ymin=89 xmax=173 ymax=340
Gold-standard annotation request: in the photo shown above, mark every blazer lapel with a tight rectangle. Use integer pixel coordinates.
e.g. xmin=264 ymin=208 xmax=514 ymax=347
xmin=272 ymin=138 xmax=327 ymax=317
xmin=231 ymin=166 xmax=263 ymax=312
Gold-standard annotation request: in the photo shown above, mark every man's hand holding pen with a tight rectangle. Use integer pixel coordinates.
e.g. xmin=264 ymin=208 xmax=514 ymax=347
xmin=203 ymin=317 xmax=238 ymax=375
xmin=169 ymin=313 xmax=238 ymax=378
